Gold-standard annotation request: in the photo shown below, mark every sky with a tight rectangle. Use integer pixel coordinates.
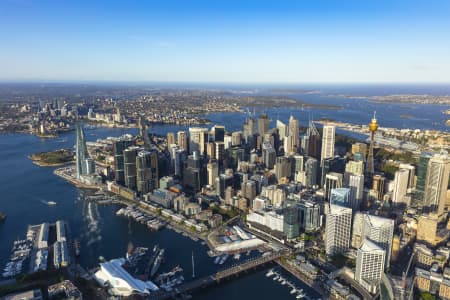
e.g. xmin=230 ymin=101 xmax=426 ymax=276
xmin=0 ymin=0 xmax=449 ymax=83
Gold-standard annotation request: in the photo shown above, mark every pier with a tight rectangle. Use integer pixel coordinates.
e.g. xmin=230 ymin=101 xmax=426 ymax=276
xmin=151 ymin=253 xmax=281 ymax=300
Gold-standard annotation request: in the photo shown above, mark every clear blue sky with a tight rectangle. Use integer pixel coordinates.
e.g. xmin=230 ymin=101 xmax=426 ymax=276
xmin=1 ymin=0 xmax=449 ymax=83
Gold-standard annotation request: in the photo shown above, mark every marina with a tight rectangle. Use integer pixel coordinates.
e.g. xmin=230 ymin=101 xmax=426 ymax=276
xmin=266 ymin=268 xmax=308 ymax=299
xmin=116 ymin=206 xmax=166 ymax=231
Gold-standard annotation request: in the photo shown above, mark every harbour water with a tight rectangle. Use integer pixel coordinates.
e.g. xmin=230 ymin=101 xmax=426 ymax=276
xmin=0 ymin=88 xmax=448 ymax=299
xmin=0 ymin=130 xmax=320 ymax=299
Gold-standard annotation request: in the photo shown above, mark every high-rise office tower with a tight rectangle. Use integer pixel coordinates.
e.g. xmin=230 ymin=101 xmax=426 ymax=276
xmin=424 ymin=152 xmax=450 ymax=215
xmin=355 ymin=239 xmax=385 ymax=294
xmin=138 ymin=116 xmax=152 ymax=150
xmin=345 ymin=160 xmax=364 ymax=176
xmin=113 ymin=138 xmax=133 ymax=185
xmin=231 ymin=131 xmax=242 ymax=146
xmin=305 ymin=157 xmax=318 ymax=188
xmin=321 ymin=156 xmax=346 ymax=186
xmin=415 ymin=152 xmax=433 ymax=204
xmin=123 ymin=147 xmax=139 ymax=190
xmin=167 ymin=132 xmax=175 ymax=146
xmin=325 ymin=204 xmax=352 ymax=255
xmin=189 ymin=127 xmax=208 ymax=155
xmin=258 ymin=114 xmax=270 ymax=135
xmin=173 ymin=149 xmax=185 ymax=177
xmin=136 ymin=150 xmax=159 ymax=194
xmin=276 ymin=120 xmax=287 ymax=139
xmin=372 ymin=175 xmax=386 ymax=201
xmin=243 ymin=117 xmax=257 ymax=141
xmin=275 ymin=156 xmax=292 ymax=181
xmin=288 ymin=115 xmax=300 ymax=153
xmin=212 ymin=125 xmax=225 ymax=143
xmin=330 ymin=188 xmax=351 ymax=208
xmin=262 ymin=142 xmax=276 ymax=169
xmin=183 ymin=151 xmax=206 ymax=192
xmin=207 ymin=160 xmax=219 ymax=187
xmin=217 ymin=173 xmax=234 ymax=199
xmin=293 ymin=155 xmax=305 ymax=173
xmin=215 ymin=142 xmax=225 ymax=163
xmin=366 ymin=113 xmax=378 ymax=178
xmin=325 ymin=172 xmax=343 ymax=201
xmin=283 ymin=200 xmax=300 ymax=239
xmin=346 ymin=174 xmax=364 ymax=210
xmin=298 ymin=199 xmax=321 ymax=232
xmin=352 ymin=142 xmax=368 ymax=162
xmin=399 ymin=163 xmax=415 ymax=190
xmin=75 ymin=123 xmax=89 ymax=179
xmin=321 ymin=125 xmax=335 ymax=164
xmin=305 ymin=119 xmax=321 ymax=159
xmin=392 ymin=169 xmax=410 ymax=206
xmin=206 ymin=142 xmax=215 ymax=161
xmin=177 ymin=131 xmax=189 ymax=152
xmin=363 ymin=214 xmax=394 ymax=268
xmin=352 ymin=212 xmax=394 ymax=268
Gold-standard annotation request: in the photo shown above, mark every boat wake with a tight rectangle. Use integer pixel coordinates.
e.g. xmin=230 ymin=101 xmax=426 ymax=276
xmin=82 ymin=201 xmax=103 ymax=245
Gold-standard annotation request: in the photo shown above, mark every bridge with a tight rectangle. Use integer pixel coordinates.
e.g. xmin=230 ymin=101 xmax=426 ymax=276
xmin=151 ymin=253 xmax=281 ymax=300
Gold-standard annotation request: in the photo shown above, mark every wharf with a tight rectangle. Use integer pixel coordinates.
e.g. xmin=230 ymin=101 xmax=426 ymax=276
xmin=151 ymin=253 xmax=281 ymax=300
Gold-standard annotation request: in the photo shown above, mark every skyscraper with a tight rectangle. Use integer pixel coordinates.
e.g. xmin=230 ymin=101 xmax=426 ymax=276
xmin=325 ymin=172 xmax=343 ymax=201
xmin=212 ymin=125 xmax=225 ymax=143
xmin=275 ymin=156 xmax=292 ymax=181
xmin=321 ymin=125 xmax=335 ymax=164
xmin=287 ymin=115 xmax=300 ymax=153
xmin=355 ymin=239 xmax=386 ymax=294
xmin=352 ymin=142 xmax=368 ymax=162
xmin=167 ymin=132 xmax=175 ymax=146
xmin=372 ymin=175 xmax=386 ymax=201
xmin=305 ymin=157 xmax=318 ymax=188
xmin=330 ymin=188 xmax=351 ymax=208
xmin=177 ymin=131 xmax=188 ymax=152
xmin=362 ymin=214 xmax=394 ymax=268
xmin=183 ymin=151 xmax=206 ymax=193
xmin=276 ymin=120 xmax=287 ymax=139
xmin=123 ymin=147 xmax=139 ymax=190
xmin=325 ymin=204 xmax=352 ymax=255
xmin=306 ymin=119 xmax=321 ymax=159
xmin=262 ymin=142 xmax=276 ymax=169
xmin=136 ymin=150 xmax=159 ymax=194
xmin=258 ymin=114 xmax=270 ymax=136
xmin=346 ymin=174 xmax=364 ymax=210
xmin=392 ymin=169 xmax=410 ymax=205
xmin=283 ymin=200 xmax=300 ymax=239
xmin=424 ymin=152 xmax=450 ymax=215
xmin=189 ymin=127 xmax=208 ymax=155
xmin=207 ymin=160 xmax=219 ymax=187
xmin=415 ymin=152 xmax=433 ymax=203
xmin=113 ymin=138 xmax=134 ymax=185
xmin=75 ymin=123 xmax=88 ymax=179
xmin=298 ymin=199 xmax=321 ymax=232
xmin=345 ymin=160 xmax=364 ymax=176
xmin=243 ymin=117 xmax=257 ymax=141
